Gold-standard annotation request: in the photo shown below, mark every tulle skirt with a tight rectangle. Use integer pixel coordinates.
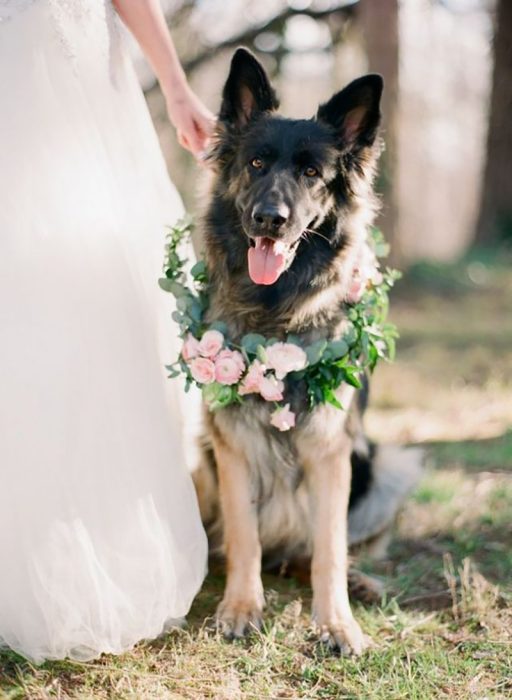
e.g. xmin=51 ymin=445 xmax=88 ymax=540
xmin=0 ymin=1 xmax=207 ymax=662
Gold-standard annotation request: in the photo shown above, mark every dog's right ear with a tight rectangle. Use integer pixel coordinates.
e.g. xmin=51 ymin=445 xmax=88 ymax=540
xmin=219 ymin=48 xmax=278 ymax=128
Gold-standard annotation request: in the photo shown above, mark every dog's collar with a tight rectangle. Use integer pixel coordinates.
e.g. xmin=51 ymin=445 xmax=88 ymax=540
xmin=159 ymin=219 xmax=400 ymax=431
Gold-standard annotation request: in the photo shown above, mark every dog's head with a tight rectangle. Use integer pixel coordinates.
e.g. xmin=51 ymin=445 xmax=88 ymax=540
xmin=209 ymin=48 xmax=383 ymax=287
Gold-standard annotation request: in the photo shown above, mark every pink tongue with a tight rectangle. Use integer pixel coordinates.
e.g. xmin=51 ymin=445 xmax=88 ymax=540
xmin=248 ymin=238 xmax=286 ymax=285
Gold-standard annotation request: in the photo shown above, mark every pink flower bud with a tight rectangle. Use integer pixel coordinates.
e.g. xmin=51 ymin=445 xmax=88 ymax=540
xmin=270 ymin=404 xmax=296 ymax=431
xmin=347 ymin=243 xmax=380 ymax=303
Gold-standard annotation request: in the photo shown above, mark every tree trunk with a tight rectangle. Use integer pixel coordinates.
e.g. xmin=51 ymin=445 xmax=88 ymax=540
xmin=475 ymin=0 xmax=512 ymax=246
xmin=357 ymin=0 xmax=401 ymax=264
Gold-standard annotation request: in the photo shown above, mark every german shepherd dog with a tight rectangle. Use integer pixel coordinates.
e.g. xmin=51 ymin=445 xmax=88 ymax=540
xmin=192 ymin=48 xmax=421 ymax=655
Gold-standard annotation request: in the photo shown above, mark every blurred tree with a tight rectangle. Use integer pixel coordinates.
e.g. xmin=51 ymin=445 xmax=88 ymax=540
xmin=357 ymin=0 xmax=400 ymax=263
xmin=179 ymin=3 xmax=356 ymax=74
xmin=475 ymin=0 xmax=512 ymax=246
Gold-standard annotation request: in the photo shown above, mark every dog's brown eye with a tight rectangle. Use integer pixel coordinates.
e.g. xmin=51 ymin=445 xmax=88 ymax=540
xmin=250 ymin=157 xmax=263 ymax=170
xmin=304 ymin=166 xmax=319 ymax=178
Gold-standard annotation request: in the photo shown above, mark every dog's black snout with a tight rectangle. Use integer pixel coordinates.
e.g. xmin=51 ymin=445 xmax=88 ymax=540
xmin=252 ymin=204 xmax=290 ymax=232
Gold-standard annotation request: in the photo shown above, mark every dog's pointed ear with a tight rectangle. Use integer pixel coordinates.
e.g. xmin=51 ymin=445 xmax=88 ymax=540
xmin=316 ymin=74 xmax=383 ymax=152
xmin=220 ymin=48 xmax=279 ymax=128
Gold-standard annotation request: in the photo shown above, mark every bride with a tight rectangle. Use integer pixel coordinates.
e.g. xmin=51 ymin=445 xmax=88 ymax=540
xmin=0 ymin=0 xmax=212 ymax=662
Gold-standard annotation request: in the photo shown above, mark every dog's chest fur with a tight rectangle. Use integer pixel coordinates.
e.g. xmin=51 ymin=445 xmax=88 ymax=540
xmin=205 ymin=380 xmax=357 ymax=563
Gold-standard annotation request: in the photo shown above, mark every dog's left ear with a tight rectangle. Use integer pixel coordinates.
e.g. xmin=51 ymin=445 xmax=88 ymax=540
xmin=316 ymin=74 xmax=383 ymax=152
xmin=220 ymin=48 xmax=279 ymax=128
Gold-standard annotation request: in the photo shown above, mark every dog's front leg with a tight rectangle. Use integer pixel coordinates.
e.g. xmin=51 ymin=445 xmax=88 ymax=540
xmin=212 ymin=425 xmax=264 ymax=638
xmin=299 ymin=414 xmax=369 ymax=655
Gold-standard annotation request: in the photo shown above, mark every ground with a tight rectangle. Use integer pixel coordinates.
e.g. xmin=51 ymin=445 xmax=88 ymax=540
xmin=1 ymin=253 xmax=511 ymax=699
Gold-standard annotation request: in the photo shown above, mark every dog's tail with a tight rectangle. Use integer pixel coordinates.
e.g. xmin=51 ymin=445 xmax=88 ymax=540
xmin=348 ymin=443 xmax=424 ymax=558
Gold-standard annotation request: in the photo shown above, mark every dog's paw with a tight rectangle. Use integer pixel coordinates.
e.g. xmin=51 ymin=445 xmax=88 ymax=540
xmin=216 ymin=597 xmax=264 ymax=640
xmin=316 ymin=616 xmax=371 ymax=656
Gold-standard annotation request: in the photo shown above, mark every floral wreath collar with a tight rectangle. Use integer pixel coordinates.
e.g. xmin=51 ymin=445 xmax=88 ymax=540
xmin=159 ymin=219 xmax=400 ymax=432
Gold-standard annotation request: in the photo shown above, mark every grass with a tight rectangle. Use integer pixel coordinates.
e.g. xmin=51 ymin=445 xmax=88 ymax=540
xmin=1 ymin=253 xmax=512 ymax=699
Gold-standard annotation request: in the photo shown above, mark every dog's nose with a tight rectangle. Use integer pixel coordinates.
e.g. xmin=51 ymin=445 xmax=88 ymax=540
xmin=252 ymin=204 xmax=290 ymax=232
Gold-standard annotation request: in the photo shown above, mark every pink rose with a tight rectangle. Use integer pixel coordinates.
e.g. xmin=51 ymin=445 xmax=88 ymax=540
xmin=347 ymin=244 xmax=380 ymax=303
xmin=217 ymin=349 xmax=245 ymax=373
xmin=265 ymin=342 xmax=308 ymax=380
xmin=214 ymin=349 xmax=245 ymax=385
xmin=182 ymin=333 xmax=200 ymax=362
xmin=347 ymin=274 xmax=365 ymax=304
xmin=270 ymin=404 xmax=296 ymax=431
xmin=258 ymin=373 xmax=284 ymax=402
xmin=198 ymin=329 xmax=225 ymax=358
xmin=239 ymin=360 xmax=266 ymax=395
xmin=189 ymin=357 xmax=216 ymax=384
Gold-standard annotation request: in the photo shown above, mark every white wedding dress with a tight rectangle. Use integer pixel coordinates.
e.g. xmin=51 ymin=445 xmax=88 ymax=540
xmin=0 ymin=0 xmax=207 ymax=662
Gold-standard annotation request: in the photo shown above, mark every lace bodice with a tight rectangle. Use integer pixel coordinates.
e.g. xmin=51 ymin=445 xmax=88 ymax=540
xmin=0 ymin=0 xmax=112 ymax=23
xmin=1 ymin=0 xmax=122 ymax=78
xmin=0 ymin=0 xmax=35 ymax=21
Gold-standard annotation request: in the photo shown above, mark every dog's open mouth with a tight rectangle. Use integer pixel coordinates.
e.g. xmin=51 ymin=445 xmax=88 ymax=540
xmin=248 ymin=237 xmax=298 ymax=286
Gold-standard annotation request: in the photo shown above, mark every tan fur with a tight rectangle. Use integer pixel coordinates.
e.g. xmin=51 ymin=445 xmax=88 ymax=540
xmin=295 ymin=386 xmax=368 ymax=653
xmin=210 ymin=423 xmax=265 ymax=637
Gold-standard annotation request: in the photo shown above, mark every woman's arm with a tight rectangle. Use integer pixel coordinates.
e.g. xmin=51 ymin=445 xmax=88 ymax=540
xmin=112 ymin=0 xmax=214 ymax=156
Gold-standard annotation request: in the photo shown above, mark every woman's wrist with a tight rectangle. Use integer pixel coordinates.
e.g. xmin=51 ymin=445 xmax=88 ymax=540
xmin=162 ymin=77 xmax=191 ymax=106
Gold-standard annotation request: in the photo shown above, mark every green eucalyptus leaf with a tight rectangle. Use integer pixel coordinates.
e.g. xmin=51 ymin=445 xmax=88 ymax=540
xmin=189 ymin=300 xmax=204 ymax=322
xmin=161 ymin=279 xmax=189 ymax=298
xmin=328 ymin=339 xmax=349 ymax=359
xmin=343 ymin=323 xmax=358 ymax=346
xmin=208 ymin=321 xmax=228 ymax=335
xmin=305 ymin=339 xmax=327 ymax=365
xmin=286 ymin=334 xmax=303 ymax=347
xmin=241 ymin=333 xmax=267 ymax=354
xmin=158 ymin=278 xmax=176 ymax=292
xmin=176 ymin=297 xmax=188 ymax=312
xmin=190 ymin=260 xmax=206 ymax=278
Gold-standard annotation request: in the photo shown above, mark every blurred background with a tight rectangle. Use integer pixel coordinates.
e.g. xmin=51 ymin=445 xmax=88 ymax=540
xmin=132 ymin=0 xmax=512 ymax=449
xmin=134 ymin=0 xmax=512 ymax=643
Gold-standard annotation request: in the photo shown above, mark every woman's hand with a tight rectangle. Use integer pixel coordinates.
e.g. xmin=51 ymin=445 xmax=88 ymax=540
xmin=112 ymin=0 xmax=215 ymax=159
xmin=165 ymin=85 xmax=215 ymax=159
